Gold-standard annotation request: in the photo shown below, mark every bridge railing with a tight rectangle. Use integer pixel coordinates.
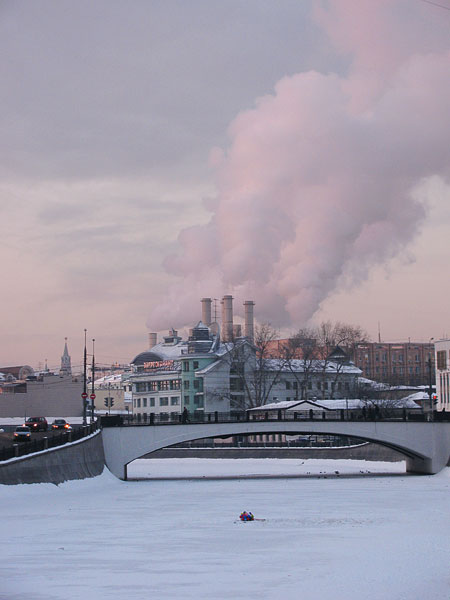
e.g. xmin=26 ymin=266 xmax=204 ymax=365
xmin=100 ymin=408 xmax=448 ymax=427
xmin=0 ymin=420 xmax=100 ymax=463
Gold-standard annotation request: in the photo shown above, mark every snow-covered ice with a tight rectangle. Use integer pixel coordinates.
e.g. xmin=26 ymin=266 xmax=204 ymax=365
xmin=1 ymin=458 xmax=450 ymax=600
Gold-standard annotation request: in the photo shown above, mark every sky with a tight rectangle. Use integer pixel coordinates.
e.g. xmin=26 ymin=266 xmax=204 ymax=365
xmin=1 ymin=0 xmax=449 ymax=370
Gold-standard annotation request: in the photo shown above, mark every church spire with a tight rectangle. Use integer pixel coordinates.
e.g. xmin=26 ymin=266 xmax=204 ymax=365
xmin=60 ymin=337 xmax=72 ymax=375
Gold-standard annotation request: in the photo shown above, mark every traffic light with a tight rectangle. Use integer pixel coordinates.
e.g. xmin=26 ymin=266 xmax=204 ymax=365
xmin=110 ymin=399 xmax=114 ymax=407
xmin=433 ymin=394 xmax=438 ymax=405
xmin=104 ymin=399 xmax=108 ymax=407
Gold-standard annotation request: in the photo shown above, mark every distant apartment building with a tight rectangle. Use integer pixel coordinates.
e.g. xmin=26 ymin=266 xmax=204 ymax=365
xmin=94 ymin=372 xmax=132 ymax=414
xmin=354 ymin=342 xmax=435 ymax=387
xmin=435 ymin=339 xmax=450 ymax=411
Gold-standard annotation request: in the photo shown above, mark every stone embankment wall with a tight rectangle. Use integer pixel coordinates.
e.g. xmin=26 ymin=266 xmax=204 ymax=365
xmin=0 ymin=430 xmax=105 ymax=485
xmin=147 ymin=443 xmax=404 ymax=462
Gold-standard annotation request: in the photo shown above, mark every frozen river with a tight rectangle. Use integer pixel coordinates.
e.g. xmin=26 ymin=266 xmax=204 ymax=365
xmin=1 ymin=458 xmax=450 ymax=600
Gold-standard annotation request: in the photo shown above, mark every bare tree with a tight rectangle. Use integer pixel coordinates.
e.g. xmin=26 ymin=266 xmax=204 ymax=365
xmin=279 ymin=328 xmax=321 ymax=400
xmin=279 ymin=321 xmax=368 ymax=400
xmin=315 ymin=321 xmax=368 ymax=399
xmin=219 ymin=323 xmax=288 ymax=409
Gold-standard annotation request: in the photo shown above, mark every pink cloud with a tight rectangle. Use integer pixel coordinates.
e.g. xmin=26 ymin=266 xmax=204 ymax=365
xmin=149 ymin=1 xmax=450 ymax=332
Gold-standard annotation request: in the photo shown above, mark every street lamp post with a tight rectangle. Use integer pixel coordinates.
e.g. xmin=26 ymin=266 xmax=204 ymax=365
xmin=428 ymin=338 xmax=434 ymax=421
xmin=91 ymin=338 xmax=96 ymax=424
xmin=82 ymin=329 xmax=87 ymax=426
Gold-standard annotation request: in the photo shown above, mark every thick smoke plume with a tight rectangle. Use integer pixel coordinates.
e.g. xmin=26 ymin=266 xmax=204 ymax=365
xmin=149 ymin=0 xmax=450 ymax=331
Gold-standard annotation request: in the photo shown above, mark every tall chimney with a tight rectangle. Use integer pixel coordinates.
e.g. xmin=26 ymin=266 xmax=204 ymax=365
xmin=201 ymin=297 xmax=212 ymax=326
xmin=148 ymin=332 xmax=157 ymax=348
xmin=243 ymin=300 xmax=255 ymax=340
xmin=221 ymin=295 xmax=234 ymax=341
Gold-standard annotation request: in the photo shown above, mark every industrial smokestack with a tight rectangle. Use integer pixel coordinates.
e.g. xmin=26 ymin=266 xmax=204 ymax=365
xmin=221 ymin=295 xmax=234 ymax=341
xmin=243 ymin=300 xmax=255 ymax=340
xmin=148 ymin=332 xmax=157 ymax=348
xmin=201 ymin=297 xmax=212 ymax=326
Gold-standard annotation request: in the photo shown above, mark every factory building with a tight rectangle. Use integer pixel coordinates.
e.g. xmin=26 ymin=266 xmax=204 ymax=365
xmin=129 ymin=296 xmax=362 ymax=421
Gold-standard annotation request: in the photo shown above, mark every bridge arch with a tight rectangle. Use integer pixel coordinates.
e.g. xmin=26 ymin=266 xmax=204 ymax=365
xmin=101 ymin=420 xmax=450 ymax=480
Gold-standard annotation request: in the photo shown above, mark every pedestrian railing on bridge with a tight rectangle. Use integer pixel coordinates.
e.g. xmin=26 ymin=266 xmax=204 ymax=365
xmin=100 ymin=408 xmax=450 ymax=428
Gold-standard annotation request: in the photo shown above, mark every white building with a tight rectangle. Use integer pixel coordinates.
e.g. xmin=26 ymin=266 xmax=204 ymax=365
xmin=435 ymin=339 xmax=450 ymax=410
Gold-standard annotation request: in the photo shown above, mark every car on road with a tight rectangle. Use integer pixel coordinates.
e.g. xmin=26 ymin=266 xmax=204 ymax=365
xmin=51 ymin=419 xmax=72 ymax=431
xmin=24 ymin=417 xmax=48 ymax=431
xmin=13 ymin=426 xmax=31 ymax=442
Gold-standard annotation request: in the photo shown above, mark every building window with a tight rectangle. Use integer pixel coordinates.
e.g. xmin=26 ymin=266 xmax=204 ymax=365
xmin=150 ymin=398 xmax=155 ymax=407
xmin=193 ymin=361 xmax=199 ymax=370
xmin=286 ymin=381 xmax=291 ymax=390
xmin=137 ymin=399 xmax=141 ymax=408
xmin=184 ymin=380 xmax=189 ymax=390
xmin=160 ymin=397 xmax=168 ymax=406
xmin=437 ymin=351 xmax=447 ymax=371
xmin=170 ymin=379 xmax=181 ymax=390
xmin=184 ymin=395 xmax=190 ymax=405
xmin=194 ymin=394 xmax=204 ymax=407
xmin=143 ymin=398 xmax=147 ymax=407
xmin=170 ymin=396 xmax=179 ymax=406
xmin=293 ymin=381 xmax=298 ymax=390
xmin=158 ymin=380 xmax=170 ymax=391
xmin=183 ymin=361 xmax=190 ymax=372
xmin=148 ymin=381 xmax=158 ymax=391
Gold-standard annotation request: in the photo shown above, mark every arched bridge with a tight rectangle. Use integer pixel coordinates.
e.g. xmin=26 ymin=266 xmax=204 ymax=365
xmin=101 ymin=412 xmax=450 ymax=480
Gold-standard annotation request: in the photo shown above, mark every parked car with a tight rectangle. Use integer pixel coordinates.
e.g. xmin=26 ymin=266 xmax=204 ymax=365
xmin=13 ymin=426 xmax=31 ymax=442
xmin=51 ymin=419 xmax=72 ymax=431
xmin=24 ymin=417 xmax=48 ymax=431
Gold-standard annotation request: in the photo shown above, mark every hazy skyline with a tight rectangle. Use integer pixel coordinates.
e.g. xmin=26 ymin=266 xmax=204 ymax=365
xmin=1 ymin=0 xmax=449 ymax=370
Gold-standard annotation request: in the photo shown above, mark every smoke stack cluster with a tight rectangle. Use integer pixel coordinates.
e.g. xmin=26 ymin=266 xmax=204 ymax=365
xmin=148 ymin=332 xmax=157 ymax=348
xmin=200 ymin=295 xmax=255 ymax=342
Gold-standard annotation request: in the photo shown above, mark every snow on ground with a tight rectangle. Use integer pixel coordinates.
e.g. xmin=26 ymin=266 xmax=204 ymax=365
xmin=1 ymin=459 xmax=450 ymax=600
xmin=128 ymin=457 xmax=405 ymax=478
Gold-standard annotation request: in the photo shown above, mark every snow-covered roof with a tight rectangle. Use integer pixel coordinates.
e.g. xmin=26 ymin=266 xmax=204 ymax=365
xmin=148 ymin=341 xmax=189 ymax=360
xmin=265 ymin=359 xmax=361 ymax=375
xmin=401 ymin=391 xmax=429 ymax=402
xmin=250 ymin=397 xmax=421 ymax=411
xmin=358 ymin=377 xmax=422 ymax=392
xmin=94 ymin=373 xmax=123 ymax=385
xmin=249 ymin=400 xmax=331 ymax=411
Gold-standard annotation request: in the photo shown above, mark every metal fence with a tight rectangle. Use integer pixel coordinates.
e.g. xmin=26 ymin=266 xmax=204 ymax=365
xmin=101 ymin=408 xmax=450 ymax=427
xmin=0 ymin=421 xmax=100 ymax=462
